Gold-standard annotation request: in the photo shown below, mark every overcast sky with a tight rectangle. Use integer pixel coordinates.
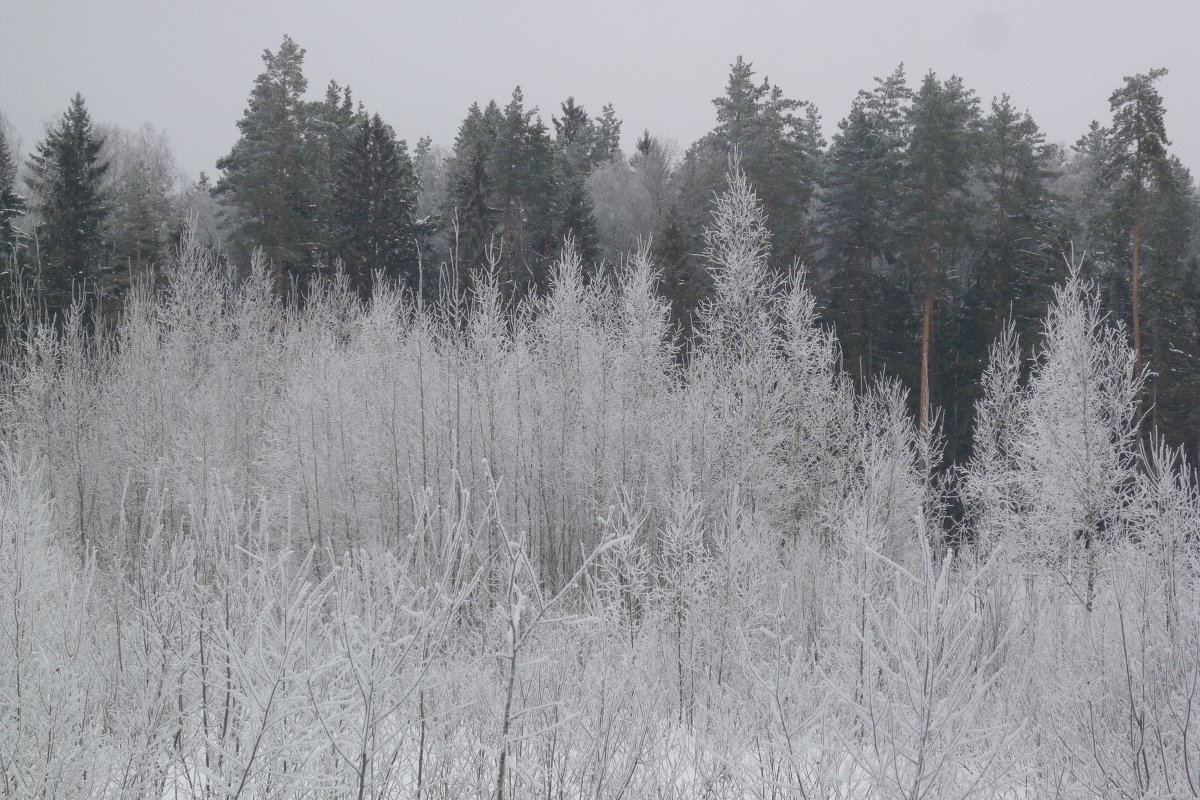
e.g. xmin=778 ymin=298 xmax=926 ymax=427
xmin=2 ymin=0 xmax=1198 ymax=182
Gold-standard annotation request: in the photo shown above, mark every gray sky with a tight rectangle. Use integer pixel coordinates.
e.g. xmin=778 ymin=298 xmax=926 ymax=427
xmin=3 ymin=0 xmax=1199 ymax=181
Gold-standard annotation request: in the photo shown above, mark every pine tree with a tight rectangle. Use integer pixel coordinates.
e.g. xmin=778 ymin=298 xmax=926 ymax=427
xmin=333 ymin=113 xmax=419 ymax=299
xmin=903 ymin=72 xmax=980 ymax=431
xmin=26 ymin=93 xmax=109 ymax=317
xmin=594 ymin=103 xmax=622 ymax=163
xmin=1105 ymin=68 xmax=1172 ymax=365
xmin=215 ymin=34 xmax=315 ymax=303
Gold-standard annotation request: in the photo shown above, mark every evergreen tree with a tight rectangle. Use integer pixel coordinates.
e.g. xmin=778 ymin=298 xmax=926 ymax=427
xmin=333 ymin=113 xmax=419 ymax=299
xmin=26 ymin=93 xmax=109 ymax=317
xmin=215 ymin=34 xmax=315 ymax=303
xmin=446 ymin=101 xmax=498 ymax=290
xmin=1140 ymin=157 xmax=1200 ymax=456
xmin=0 ymin=125 xmax=24 ymax=260
xmin=705 ymin=56 xmax=824 ymax=269
xmin=488 ymin=87 xmax=557 ymax=296
xmin=442 ymin=89 xmax=559 ymax=298
xmin=819 ymin=64 xmax=911 ymax=386
xmin=309 ymin=80 xmax=360 ymax=268
xmin=974 ymin=96 xmax=1058 ymax=340
xmin=902 ymin=72 xmax=980 ymax=431
xmin=656 ymin=203 xmax=709 ymax=354
xmin=630 ymin=130 xmax=674 ymax=220
xmin=553 ymin=97 xmax=614 ymax=266
xmin=594 ymin=103 xmax=622 ymax=163
xmin=947 ymin=95 xmax=1059 ymax=461
xmin=105 ymin=124 xmax=178 ymax=283
xmin=1063 ymin=121 xmax=1118 ymax=256
xmin=1104 ymin=67 xmax=1172 ymax=364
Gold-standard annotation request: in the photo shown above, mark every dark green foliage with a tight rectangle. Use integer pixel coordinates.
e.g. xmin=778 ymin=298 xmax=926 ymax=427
xmin=215 ymin=35 xmax=315 ymax=298
xmin=489 ymin=88 xmax=557 ymax=296
xmin=105 ymin=128 xmax=179 ymax=289
xmin=1140 ymin=158 xmax=1200 ymax=457
xmin=26 ymin=93 xmax=109 ymax=317
xmin=818 ymin=64 xmax=912 ymax=386
xmin=1105 ymin=68 xmax=1172 ymax=197
xmin=446 ymin=101 xmax=499 ymax=292
xmin=309 ymin=81 xmax=362 ymax=268
xmin=553 ymin=97 xmax=617 ymax=267
xmin=1103 ymin=68 xmax=1173 ymax=365
xmin=701 ymin=57 xmax=824 ymax=269
xmin=444 ymin=89 xmax=611 ymax=299
xmin=944 ymin=96 xmax=1061 ymax=461
xmin=334 ymin=113 xmax=420 ymax=299
xmin=0 ymin=126 xmax=24 ymax=259
xmin=654 ymin=203 xmax=707 ymax=351
xmin=902 ymin=71 xmax=981 ymax=428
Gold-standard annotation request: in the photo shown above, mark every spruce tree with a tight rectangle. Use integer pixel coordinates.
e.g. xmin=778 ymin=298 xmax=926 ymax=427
xmin=1140 ymin=157 xmax=1199 ymax=455
xmin=553 ymin=97 xmax=613 ymax=266
xmin=309 ymin=80 xmax=360 ymax=268
xmin=0 ymin=125 xmax=24 ymax=260
xmin=215 ymin=34 xmax=315 ymax=303
xmin=488 ymin=87 xmax=556 ymax=296
xmin=946 ymin=95 xmax=1058 ymax=461
xmin=594 ymin=103 xmax=622 ymax=163
xmin=334 ymin=113 xmax=419 ymax=299
xmin=819 ymin=64 xmax=911 ymax=386
xmin=26 ymin=93 xmax=109 ymax=317
xmin=654 ymin=203 xmax=708 ymax=353
xmin=446 ymin=101 xmax=498 ymax=289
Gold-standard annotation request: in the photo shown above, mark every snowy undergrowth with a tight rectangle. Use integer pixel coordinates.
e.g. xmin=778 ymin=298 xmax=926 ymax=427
xmin=1 ymin=167 xmax=1198 ymax=799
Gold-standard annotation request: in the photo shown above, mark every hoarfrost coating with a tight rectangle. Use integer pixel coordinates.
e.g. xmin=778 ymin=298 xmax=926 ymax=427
xmin=2 ymin=167 xmax=1199 ymax=799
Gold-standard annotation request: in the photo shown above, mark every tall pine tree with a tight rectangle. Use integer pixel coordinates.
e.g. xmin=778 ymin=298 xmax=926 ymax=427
xmin=902 ymin=72 xmax=980 ymax=431
xmin=1105 ymin=67 xmax=1172 ymax=365
xmin=216 ymin=35 xmax=315 ymax=303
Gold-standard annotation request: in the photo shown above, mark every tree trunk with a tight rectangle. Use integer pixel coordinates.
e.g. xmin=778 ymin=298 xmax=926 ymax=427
xmin=1132 ymin=200 xmax=1141 ymax=367
xmin=920 ymin=269 xmax=933 ymax=434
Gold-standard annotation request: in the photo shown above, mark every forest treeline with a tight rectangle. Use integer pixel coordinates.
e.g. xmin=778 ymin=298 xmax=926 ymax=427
xmin=1 ymin=36 xmax=1197 ymax=462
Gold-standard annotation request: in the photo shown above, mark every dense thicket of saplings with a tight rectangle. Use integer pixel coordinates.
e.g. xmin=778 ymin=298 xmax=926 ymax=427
xmin=1 ymin=167 xmax=1197 ymax=799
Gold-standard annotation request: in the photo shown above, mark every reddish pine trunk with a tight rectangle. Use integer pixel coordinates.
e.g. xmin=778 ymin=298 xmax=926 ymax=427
xmin=920 ymin=266 xmax=933 ymax=434
xmin=1132 ymin=202 xmax=1141 ymax=366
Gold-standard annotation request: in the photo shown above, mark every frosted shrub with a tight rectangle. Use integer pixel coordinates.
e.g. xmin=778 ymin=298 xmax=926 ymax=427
xmin=0 ymin=168 xmax=1198 ymax=799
